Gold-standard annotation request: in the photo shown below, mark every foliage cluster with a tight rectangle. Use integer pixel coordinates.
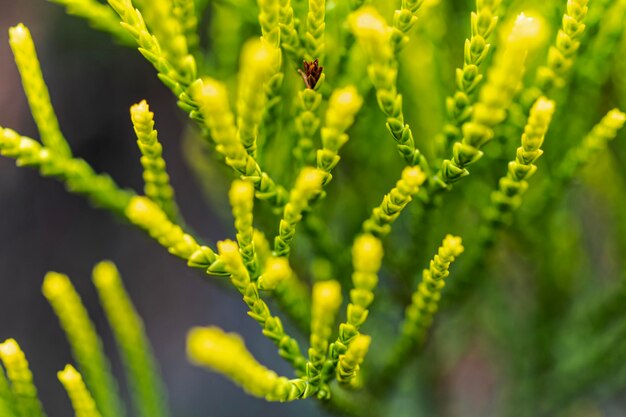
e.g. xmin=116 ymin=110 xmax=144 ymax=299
xmin=2 ymin=0 xmax=626 ymax=416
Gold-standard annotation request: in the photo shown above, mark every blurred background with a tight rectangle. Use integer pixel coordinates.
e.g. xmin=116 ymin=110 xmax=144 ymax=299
xmin=2 ymin=1 xmax=626 ymax=417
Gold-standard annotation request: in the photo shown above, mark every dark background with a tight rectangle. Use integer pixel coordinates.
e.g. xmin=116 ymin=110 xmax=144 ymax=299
xmin=0 ymin=2 xmax=321 ymax=416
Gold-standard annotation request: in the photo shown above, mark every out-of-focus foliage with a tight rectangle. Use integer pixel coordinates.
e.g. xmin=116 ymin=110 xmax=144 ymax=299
xmin=1 ymin=263 xmax=169 ymax=417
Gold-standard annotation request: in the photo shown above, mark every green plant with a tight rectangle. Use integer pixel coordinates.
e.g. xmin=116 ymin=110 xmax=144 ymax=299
xmin=2 ymin=0 xmax=626 ymax=416
xmin=1 ymin=262 xmax=168 ymax=417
